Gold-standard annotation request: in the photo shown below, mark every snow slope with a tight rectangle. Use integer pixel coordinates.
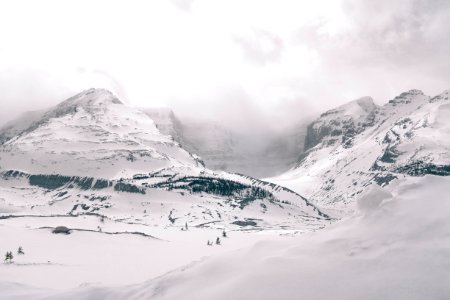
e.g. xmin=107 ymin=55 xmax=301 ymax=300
xmin=271 ymin=89 xmax=450 ymax=213
xmin=3 ymin=174 xmax=449 ymax=299
xmin=0 ymin=88 xmax=330 ymax=230
xmin=0 ymin=89 xmax=202 ymax=179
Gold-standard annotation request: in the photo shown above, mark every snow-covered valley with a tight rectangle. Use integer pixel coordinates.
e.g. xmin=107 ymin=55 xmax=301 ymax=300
xmin=0 ymin=216 xmax=289 ymax=289
xmin=1 ymin=88 xmax=450 ymax=299
xmin=3 ymin=174 xmax=450 ymax=299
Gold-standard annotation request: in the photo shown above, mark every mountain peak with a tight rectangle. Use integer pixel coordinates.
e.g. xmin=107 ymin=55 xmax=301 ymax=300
xmin=319 ymin=96 xmax=376 ymax=120
xmin=387 ymin=89 xmax=427 ymax=106
xmin=430 ymin=89 xmax=450 ymax=103
xmin=304 ymin=97 xmax=377 ymax=151
xmin=59 ymin=88 xmax=122 ymax=109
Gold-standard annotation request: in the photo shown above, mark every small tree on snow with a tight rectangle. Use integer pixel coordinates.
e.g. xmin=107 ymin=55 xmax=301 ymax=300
xmin=185 ymin=222 xmax=188 ymax=231
xmin=216 ymin=237 xmax=221 ymax=245
xmin=222 ymin=230 xmax=227 ymax=238
xmin=17 ymin=246 xmax=24 ymax=255
xmin=4 ymin=251 xmax=13 ymax=263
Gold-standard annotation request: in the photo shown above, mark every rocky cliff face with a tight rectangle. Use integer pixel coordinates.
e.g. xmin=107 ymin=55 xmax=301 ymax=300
xmin=270 ymin=89 xmax=450 ymax=214
xmin=304 ymin=97 xmax=378 ymax=150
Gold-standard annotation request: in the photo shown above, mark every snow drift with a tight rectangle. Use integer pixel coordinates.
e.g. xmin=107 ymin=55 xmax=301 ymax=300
xmin=3 ymin=175 xmax=449 ymax=299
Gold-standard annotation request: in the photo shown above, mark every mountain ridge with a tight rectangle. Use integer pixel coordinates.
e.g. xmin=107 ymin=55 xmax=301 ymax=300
xmin=0 ymin=88 xmax=330 ymax=230
xmin=270 ymin=88 xmax=450 ymax=213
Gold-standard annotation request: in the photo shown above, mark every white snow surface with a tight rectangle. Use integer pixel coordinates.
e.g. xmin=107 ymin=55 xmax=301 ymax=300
xmin=2 ymin=175 xmax=449 ymax=299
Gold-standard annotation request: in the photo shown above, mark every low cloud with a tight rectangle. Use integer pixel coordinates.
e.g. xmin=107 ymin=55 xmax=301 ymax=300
xmin=171 ymin=0 xmax=195 ymax=12
xmin=233 ymin=29 xmax=284 ymax=65
xmin=0 ymin=0 xmax=449 ymax=131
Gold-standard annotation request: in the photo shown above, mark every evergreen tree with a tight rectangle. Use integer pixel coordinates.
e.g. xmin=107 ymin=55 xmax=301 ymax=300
xmin=185 ymin=222 xmax=188 ymax=231
xmin=4 ymin=251 xmax=13 ymax=263
xmin=17 ymin=246 xmax=24 ymax=255
xmin=222 ymin=230 xmax=227 ymax=238
xmin=216 ymin=237 xmax=221 ymax=245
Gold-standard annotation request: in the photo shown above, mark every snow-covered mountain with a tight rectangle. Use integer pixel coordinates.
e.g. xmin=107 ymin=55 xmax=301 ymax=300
xmin=271 ymin=89 xmax=450 ymax=213
xmin=0 ymin=89 xmax=203 ymax=179
xmin=143 ymin=108 xmax=308 ymax=178
xmin=0 ymin=88 xmax=329 ymax=230
xmin=2 ymin=88 xmax=449 ymax=299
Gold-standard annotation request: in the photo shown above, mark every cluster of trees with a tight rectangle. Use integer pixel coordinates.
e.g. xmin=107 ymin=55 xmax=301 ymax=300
xmin=29 ymin=174 xmax=99 ymax=190
xmin=28 ymin=174 xmax=117 ymax=191
xmin=207 ymin=230 xmax=228 ymax=246
xmin=395 ymin=161 xmax=450 ymax=176
xmin=93 ymin=179 xmax=112 ymax=189
xmin=4 ymin=246 xmax=24 ymax=264
xmin=114 ymin=182 xmax=146 ymax=194
xmin=152 ymin=176 xmax=249 ymax=196
xmin=27 ymin=173 xmax=147 ymax=194
xmin=152 ymin=176 xmax=276 ymax=208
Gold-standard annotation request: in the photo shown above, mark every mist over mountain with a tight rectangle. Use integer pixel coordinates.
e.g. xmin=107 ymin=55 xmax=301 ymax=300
xmin=143 ymin=108 xmax=309 ymax=178
xmin=2 ymin=0 xmax=450 ymax=299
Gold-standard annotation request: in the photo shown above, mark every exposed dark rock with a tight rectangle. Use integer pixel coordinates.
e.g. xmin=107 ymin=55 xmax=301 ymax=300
xmin=373 ymin=173 xmax=398 ymax=186
xmin=52 ymin=226 xmax=71 ymax=234
xmin=231 ymin=220 xmax=258 ymax=227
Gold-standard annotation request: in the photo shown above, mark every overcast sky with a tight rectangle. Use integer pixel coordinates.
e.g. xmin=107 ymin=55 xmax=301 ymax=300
xmin=0 ymin=0 xmax=449 ymax=131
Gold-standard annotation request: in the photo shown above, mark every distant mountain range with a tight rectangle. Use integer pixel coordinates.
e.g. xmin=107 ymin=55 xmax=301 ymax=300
xmin=3 ymin=87 xmax=449 ymax=222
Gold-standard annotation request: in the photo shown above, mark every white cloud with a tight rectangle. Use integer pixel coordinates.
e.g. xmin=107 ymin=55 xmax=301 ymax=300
xmin=0 ymin=0 xmax=448 ymax=128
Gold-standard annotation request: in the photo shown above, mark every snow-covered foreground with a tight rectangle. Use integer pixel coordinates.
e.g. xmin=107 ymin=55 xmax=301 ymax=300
xmin=0 ymin=216 xmax=292 ymax=291
xmin=2 ymin=175 xmax=449 ymax=299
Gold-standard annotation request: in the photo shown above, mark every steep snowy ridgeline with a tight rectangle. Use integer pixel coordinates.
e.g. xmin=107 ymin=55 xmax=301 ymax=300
xmin=0 ymin=167 xmax=330 ymax=230
xmin=271 ymin=89 xmax=450 ymax=213
xmin=0 ymin=89 xmax=203 ymax=179
xmin=4 ymin=175 xmax=450 ymax=299
xmin=140 ymin=107 xmax=185 ymax=147
xmin=304 ymin=96 xmax=377 ymax=150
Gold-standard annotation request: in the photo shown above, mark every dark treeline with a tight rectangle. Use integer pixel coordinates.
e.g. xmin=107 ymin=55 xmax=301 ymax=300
xmin=152 ymin=176 xmax=276 ymax=208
